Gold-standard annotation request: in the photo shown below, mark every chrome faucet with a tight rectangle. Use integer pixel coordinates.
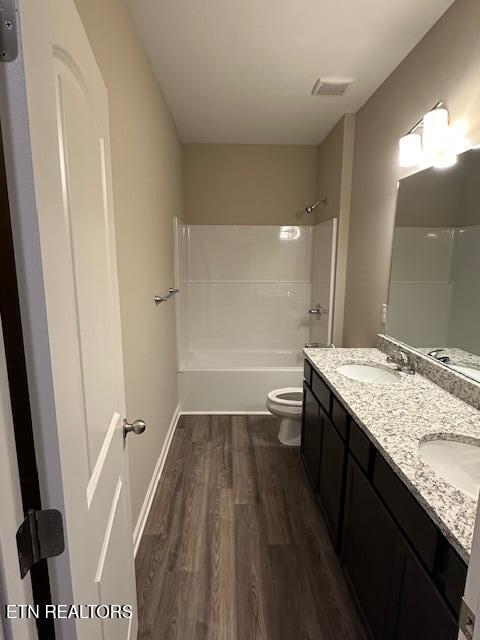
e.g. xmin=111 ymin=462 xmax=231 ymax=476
xmin=427 ymin=348 xmax=451 ymax=364
xmin=308 ymin=303 xmax=328 ymax=318
xmin=386 ymin=349 xmax=415 ymax=375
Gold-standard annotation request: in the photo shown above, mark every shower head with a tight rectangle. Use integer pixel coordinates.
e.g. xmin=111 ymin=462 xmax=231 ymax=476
xmin=305 ymin=197 xmax=327 ymax=214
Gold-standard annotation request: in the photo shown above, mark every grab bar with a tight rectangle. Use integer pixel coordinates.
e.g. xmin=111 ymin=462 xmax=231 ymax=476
xmin=154 ymin=288 xmax=179 ymax=305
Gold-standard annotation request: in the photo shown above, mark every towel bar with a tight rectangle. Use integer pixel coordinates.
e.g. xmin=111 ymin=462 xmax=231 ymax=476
xmin=154 ymin=288 xmax=179 ymax=305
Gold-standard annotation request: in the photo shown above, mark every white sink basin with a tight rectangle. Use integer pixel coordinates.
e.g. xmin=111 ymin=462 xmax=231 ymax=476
xmin=449 ymin=364 xmax=480 ymax=384
xmin=419 ymin=438 xmax=480 ymax=499
xmin=336 ymin=363 xmax=401 ymax=385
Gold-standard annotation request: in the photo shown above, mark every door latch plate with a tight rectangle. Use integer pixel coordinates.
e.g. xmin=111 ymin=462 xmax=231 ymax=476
xmin=0 ymin=0 xmax=17 ymax=62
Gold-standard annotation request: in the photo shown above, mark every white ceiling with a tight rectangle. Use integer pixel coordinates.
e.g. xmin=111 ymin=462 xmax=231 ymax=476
xmin=127 ymin=0 xmax=454 ymax=145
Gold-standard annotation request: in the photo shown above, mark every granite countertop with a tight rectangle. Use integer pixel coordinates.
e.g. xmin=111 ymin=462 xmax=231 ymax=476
xmin=304 ymin=346 xmax=480 ymax=563
xmin=417 ymin=347 xmax=480 ymax=371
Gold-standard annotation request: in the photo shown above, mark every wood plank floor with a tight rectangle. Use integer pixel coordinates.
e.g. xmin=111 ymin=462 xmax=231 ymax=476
xmin=136 ymin=414 xmax=367 ymax=640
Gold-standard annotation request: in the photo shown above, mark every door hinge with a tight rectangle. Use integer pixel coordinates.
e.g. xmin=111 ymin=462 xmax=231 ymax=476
xmin=460 ymin=598 xmax=475 ymax=640
xmin=0 ymin=0 xmax=17 ymax=62
xmin=16 ymin=509 xmax=65 ymax=579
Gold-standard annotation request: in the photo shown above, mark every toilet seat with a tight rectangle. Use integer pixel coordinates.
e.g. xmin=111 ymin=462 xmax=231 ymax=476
xmin=266 ymin=387 xmax=304 ymax=447
xmin=266 ymin=387 xmax=303 ymax=407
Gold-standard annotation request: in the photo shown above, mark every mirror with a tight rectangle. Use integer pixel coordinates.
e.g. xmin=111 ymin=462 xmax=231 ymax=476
xmin=386 ymin=148 xmax=480 ymax=383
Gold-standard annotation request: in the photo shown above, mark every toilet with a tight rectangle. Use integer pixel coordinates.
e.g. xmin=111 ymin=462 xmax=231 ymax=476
xmin=266 ymin=387 xmax=303 ymax=446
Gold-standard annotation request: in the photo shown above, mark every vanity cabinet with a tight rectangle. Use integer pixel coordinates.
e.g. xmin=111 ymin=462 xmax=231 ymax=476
xmin=301 ymin=359 xmax=466 ymax=640
xmin=342 ymin=456 xmax=400 ymax=638
xmin=343 ymin=455 xmax=457 ymax=639
xmin=301 ymin=382 xmax=322 ymax=490
xmin=393 ymin=540 xmax=458 ymax=640
xmin=301 ymin=378 xmax=348 ymax=550
xmin=317 ymin=408 xmax=346 ymax=549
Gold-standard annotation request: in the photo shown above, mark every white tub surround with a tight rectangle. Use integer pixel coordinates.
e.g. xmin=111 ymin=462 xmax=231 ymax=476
xmin=174 ymin=222 xmax=337 ymax=412
xmin=181 ymin=224 xmax=313 ymax=355
xmin=309 ymin=218 xmax=337 ymax=347
xmin=178 ymin=350 xmax=302 ymax=413
xmin=175 ymin=224 xmax=311 ymax=412
xmin=304 ymin=346 xmax=480 ymax=562
xmin=388 ymin=224 xmax=480 ymax=352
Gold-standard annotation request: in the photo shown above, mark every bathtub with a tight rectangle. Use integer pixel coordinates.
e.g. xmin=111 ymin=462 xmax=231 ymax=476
xmin=178 ymin=350 xmax=304 ymax=413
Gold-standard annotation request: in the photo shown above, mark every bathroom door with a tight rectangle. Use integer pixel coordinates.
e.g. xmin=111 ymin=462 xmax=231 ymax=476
xmin=0 ymin=1 xmax=138 ymax=638
xmin=309 ymin=218 xmax=338 ymax=346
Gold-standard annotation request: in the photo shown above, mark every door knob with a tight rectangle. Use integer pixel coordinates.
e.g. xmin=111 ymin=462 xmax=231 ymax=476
xmin=123 ymin=419 xmax=146 ymax=438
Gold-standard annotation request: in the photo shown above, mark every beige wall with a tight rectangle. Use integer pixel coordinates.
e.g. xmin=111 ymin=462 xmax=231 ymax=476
xmin=344 ymin=0 xmax=480 ymax=346
xmin=74 ymin=0 xmax=182 ymax=527
xmin=183 ymin=144 xmax=318 ymax=225
xmin=316 ymin=115 xmax=355 ymax=345
xmin=315 ymin=119 xmax=346 ymax=226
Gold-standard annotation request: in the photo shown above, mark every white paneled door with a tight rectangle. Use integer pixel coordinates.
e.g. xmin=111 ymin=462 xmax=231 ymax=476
xmin=0 ymin=1 xmax=138 ymax=639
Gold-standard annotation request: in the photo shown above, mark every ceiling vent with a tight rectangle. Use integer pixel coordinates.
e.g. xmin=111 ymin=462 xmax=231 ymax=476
xmin=311 ymin=78 xmax=353 ymax=96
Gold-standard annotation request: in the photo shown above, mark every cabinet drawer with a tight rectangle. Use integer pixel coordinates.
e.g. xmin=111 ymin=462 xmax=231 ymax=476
xmin=311 ymin=370 xmax=331 ymax=414
xmin=373 ymin=454 xmax=437 ymax=571
xmin=304 ymin=359 xmax=312 ymax=386
xmin=349 ymin=420 xmax=371 ymax=474
xmin=331 ymin=396 xmax=348 ymax=441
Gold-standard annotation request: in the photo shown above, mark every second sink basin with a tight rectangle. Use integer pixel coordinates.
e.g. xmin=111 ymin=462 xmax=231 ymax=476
xmin=337 ymin=363 xmax=401 ymax=385
xmin=419 ymin=438 xmax=480 ymax=499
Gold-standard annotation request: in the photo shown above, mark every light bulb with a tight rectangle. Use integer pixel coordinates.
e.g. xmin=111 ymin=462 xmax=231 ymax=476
xmin=422 ymin=108 xmax=450 ymax=166
xmin=398 ymin=133 xmax=422 ymax=167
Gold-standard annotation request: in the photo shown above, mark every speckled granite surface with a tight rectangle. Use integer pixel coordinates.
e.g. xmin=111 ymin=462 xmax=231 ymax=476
xmin=304 ymin=346 xmax=480 ymax=563
xmin=377 ymin=335 xmax=480 ymax=411
xmin=417 ymin=347 xmax=480 ymax=370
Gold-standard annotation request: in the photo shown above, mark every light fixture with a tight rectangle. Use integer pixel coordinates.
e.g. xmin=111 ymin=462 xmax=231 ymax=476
xmin=432 ymin=141 xmax=458 ymax=168
xmin=399 ymin=132 xmax=422 ymax=168
xmin=422 ymin=107 xmax=452 ymax=167
xmin=398 ymin=103 xmax=460 ymax=169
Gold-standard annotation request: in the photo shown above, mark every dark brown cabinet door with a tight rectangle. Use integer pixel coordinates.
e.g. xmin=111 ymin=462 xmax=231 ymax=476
xmin=342 ymin=456 xmax=400 ymax=639
xmin=394 ymin=541 xmax=458 ymax=640
xmin=317 ymin=409 xmax=345 ymax=549
xmin=301 ymin=383 xmax=322 ymax=490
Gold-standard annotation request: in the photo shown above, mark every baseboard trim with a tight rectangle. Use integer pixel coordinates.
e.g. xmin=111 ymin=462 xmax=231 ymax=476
xmin=133 ymin=404 xmax=180 ymax=556
xmin=179 ymin=410 xmax=270 ymax=415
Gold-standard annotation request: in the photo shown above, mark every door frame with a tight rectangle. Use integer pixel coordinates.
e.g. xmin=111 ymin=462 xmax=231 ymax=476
xmin=0 ymin=322 xmax=35 ymax=640
xmin=0 ymin=114 xmax=56 ymax=638
xmin=0 ymin=7 xmax=74 ymax=638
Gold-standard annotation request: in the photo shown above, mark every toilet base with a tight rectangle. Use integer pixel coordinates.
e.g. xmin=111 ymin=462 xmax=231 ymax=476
xmin=278 ymin=417 xmax=301 ymax=447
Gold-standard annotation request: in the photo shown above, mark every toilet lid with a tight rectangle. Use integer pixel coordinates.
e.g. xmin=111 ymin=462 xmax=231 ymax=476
xmin=267 ymin=387 xmax=303 ymax=406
